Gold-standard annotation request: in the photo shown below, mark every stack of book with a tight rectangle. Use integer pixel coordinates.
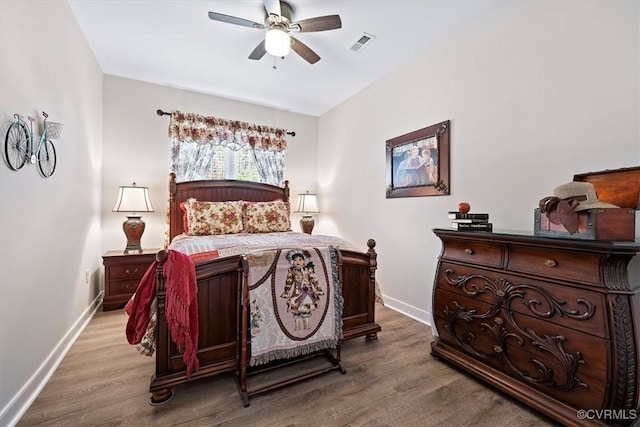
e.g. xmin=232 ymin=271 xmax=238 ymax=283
xmin=448 ymin=211 xmax=493 ymax=232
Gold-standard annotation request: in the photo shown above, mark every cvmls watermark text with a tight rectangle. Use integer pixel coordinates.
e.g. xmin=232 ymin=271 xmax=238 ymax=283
xmin=577 ymin=409 xmax=637 ymax=422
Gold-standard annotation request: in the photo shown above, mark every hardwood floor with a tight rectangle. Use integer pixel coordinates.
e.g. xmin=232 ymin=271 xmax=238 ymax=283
xmin=18 ymin=305 xmax=558 ymax=426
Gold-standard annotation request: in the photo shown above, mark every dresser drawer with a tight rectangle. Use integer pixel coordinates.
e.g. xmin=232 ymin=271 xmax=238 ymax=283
xmin=108 ymin=263 xmax=150 ymax=280
xmin=507 ymin=244 xmax=602 ymax=286
xmin=433 ymin=289 xmax=609 ymax=410
xmin=436 ymin=262 xmax=608 ymax=338
xmin=441 ymin=239 xmax=503 ymax=268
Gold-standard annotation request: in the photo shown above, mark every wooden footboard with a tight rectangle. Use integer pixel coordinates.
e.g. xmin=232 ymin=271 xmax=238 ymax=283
xmin=340 ymin=239 xmax=381 ymax=341
xmin=148 ymin=240 xmax=381 ymax=403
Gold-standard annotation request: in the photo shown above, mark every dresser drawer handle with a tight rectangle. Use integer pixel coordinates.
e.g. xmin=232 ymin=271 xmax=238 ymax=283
xmin=125 ymin=283 xmax=138 ymax=290
xmin=544 ymin=259 xmax=557 ymax=268
xmin=464 ymin=248 xmax=474 ymax=255
xmin=125 ymin=268 xmax=139 ymax=275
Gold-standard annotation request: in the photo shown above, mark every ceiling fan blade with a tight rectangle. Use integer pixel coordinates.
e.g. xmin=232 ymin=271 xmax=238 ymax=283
xmin=290 ymin=36 xmax=320 ymax=64
xmin=248 ymin=40 xmax=267 ymax=60
xmin=294 ymin=15 xmax=342 ymax=32
xmin=263 ymin=0 xmax=281 ymax=17
xmin=208 ymin=11 xmax=264 ymax=29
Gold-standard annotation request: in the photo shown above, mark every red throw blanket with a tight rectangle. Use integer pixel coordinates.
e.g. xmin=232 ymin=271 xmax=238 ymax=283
xmin=125 ymin=250 xmax=199 ymax=377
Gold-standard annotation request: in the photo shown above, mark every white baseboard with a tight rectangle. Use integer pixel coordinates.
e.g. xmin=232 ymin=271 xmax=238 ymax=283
xmin=0 ymin=291 xmax=104 ymax=427
xmin=380 ymin=293 xmax=438 ymax=337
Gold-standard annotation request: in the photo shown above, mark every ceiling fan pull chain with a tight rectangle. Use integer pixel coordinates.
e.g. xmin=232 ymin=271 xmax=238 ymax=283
xmin=273 ymin=56 xmax=277 ymax=70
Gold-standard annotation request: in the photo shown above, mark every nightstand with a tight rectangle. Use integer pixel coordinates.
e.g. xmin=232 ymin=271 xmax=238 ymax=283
xmin=102 ymin=249 xmax=159 ymax=311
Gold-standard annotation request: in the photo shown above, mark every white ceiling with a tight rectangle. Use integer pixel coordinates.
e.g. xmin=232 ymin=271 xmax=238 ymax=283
xmin=68 ymin=0 xmax=509 ymax=117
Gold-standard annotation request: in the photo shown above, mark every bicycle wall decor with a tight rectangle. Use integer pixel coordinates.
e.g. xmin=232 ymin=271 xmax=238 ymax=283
xmin=4 ymin=111 xmax=62 ymax=177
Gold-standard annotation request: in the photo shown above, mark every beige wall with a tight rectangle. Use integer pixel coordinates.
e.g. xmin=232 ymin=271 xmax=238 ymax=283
xmin=317 ymin=1 xmax=640 ymax=324
xmin=0 ymin=1 xmax=103 ymax=425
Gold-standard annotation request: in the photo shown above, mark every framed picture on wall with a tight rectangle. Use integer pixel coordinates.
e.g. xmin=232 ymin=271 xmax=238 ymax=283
xmin=385 ymin=120 xmax=450 ymax=198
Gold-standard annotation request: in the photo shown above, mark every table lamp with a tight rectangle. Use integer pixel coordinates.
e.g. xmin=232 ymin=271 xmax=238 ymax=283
xmin=112 ymin=182 xmax=154 ymax=253
xmin=295 ymin=191 xmax=320 ymax=234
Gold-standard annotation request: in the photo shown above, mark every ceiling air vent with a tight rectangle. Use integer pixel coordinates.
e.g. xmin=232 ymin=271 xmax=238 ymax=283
xmin=349 ymin=32 xmax=376 ymax=52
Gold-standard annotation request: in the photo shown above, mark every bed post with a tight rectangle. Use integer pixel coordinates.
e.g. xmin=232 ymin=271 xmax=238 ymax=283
xmin=237 ymin=255 xmax=250 ymax=407
xmin=366 ymin=239 xmax=379 ymax=341
xmin=283 ymin=180 xmax=290 ymax=202
xmin=168 ymin=173 xmax=177 ymax=241
xmin=149 ymin=249 xmax=174 ymax=404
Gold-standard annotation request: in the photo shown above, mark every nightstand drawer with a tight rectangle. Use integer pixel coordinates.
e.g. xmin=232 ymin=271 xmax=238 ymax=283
xmin=102 ymin=249 xmax=159 ymax=311
xmin=109 ymin=278 xmax=141 ymax=295
xmin=108 ymin=263 xmax=150 ymax=280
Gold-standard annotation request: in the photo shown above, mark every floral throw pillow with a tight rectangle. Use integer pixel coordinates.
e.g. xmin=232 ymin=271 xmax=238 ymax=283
xmin=184 ymin=198 xmax=244 ymax=235
xmin=243 ymin=200 xmax=291 ymax=233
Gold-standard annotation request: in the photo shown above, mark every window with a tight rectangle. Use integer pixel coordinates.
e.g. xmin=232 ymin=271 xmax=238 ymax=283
xmin=172 ymin=142 xmax=261 ymax=182
xmin=212 ymin=146 xmax=261 ymax=182
xmin=168 ymin=110 xmax=288 ymax=186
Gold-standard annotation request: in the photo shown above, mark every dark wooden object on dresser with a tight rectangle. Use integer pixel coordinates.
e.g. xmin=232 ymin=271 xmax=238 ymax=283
xmin=431 ymin=229 xmax=640 ymax=427
xmin=102 ymin=249 xmax=158 ymax=311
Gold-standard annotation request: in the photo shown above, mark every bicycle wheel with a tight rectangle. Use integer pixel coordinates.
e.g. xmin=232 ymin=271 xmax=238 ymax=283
xmin=37 ymin=139 xmax=57 ymax=177
xmin=4 ymin=122 xmax=29 ymax=170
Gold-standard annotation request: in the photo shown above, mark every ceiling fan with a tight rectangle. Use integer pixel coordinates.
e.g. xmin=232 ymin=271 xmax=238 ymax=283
xmin=208 ymin=0 xmax=342 ymax=64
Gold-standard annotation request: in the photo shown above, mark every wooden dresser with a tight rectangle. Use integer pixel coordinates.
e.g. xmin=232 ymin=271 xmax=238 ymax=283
xmin=431 ymin=229 xmax=640 ymax=426
xmin=102 ymin=249 xmax=158 ymax=311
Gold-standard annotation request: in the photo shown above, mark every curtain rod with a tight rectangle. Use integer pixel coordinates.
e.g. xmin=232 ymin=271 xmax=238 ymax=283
xmin=156 ymin=109 xmax=296 ymax=137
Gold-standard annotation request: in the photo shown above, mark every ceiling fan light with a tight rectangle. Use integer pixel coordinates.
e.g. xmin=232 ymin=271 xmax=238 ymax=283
xmin=265 ymin=28 xmax=290 ymax=57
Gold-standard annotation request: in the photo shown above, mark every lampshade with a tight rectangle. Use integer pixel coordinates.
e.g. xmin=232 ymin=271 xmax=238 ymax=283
xmin=265 ymin=28 xmax=291 ymax=57
xmin=296 ymin=192 xmax=320 ymax=214
xmin=113 ymin=183 xmax=154 ymax=253
xmin=113 ymin=183 xmax=154 ymax=213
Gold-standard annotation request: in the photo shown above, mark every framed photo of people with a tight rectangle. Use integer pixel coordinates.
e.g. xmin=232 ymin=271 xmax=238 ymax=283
xmin=385 ymin=120 xmax=450 ymax=198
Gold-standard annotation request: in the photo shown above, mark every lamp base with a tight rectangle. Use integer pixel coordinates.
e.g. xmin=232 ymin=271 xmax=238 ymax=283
xmin=123 ymin=215 xmax=145 ymax=254
xmin=300 ymin=215 xmax=315 ymax=235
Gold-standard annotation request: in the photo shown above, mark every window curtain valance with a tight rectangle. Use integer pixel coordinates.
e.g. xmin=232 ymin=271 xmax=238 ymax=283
xmin=168 ymin=110 xmax=288 ymax=152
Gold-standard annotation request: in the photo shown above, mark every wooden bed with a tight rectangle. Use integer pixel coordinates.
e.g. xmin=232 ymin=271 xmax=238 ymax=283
xmin=148 ymin=174 xmax=381 ymax=403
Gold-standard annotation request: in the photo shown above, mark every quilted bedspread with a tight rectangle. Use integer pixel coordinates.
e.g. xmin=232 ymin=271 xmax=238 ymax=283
xmin=168 ymin=231 xmax=360 ymax=263
xmin=129 ymin=232 xmax=382 ymax=357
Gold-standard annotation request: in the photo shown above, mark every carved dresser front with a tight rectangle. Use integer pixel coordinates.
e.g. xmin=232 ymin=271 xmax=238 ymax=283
xmin=431 ymin=229 xmax=640 ymax=426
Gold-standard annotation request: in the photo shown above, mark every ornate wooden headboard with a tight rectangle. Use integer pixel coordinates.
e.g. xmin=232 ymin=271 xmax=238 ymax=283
xmin=167 ymin=173 xmax=290 ymax=241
